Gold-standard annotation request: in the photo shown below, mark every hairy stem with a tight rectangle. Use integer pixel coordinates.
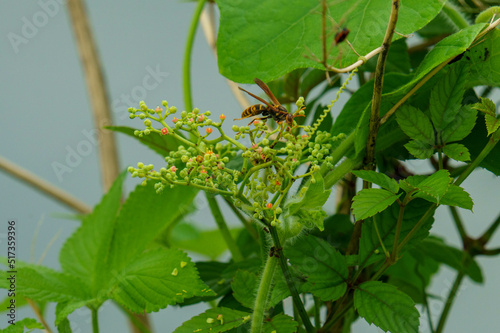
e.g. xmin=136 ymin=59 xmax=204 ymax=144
xmin=251 ymin=255 xmax=277 ymax=333
xmin=269 ymin=226 xmax=315 ymax=332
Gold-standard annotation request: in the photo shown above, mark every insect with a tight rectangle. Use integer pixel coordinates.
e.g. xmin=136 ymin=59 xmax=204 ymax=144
xmin=235 ymin=78 xmax=305 ymax=135
xmin=334 ymin=27 xmax=350 ymax=45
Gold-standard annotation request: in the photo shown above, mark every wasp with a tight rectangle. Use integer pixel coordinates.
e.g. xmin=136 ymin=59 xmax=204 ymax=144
xmin=235 ymin=78 xmax=305 ymax=135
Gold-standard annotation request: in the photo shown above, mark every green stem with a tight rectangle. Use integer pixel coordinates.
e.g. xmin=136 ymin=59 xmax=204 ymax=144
xmin=183 ymin=0 xmax=207 ymax=112
xmin=437 ymin=148 xmax=444 ymax=170
xmin=455 ymin=133 xmax=500 ymax=186
xmin=398 ymin=204 xmax=437 ymax=253
xmin=92 ymin=308 xmax=99 ymax=333
xmin=373 ymin=214 xmax=389 ymax=257
xmin=390 ymin=203 xmax=406 ymax=262
xmin=313 ymin=296 xmax=321 ymax=329
xmin=224 ymin=196 xmax=259 ymax=241
xmin=324 ymin=156 xmax=361 ymax=189
xmin=479 ymin=212 xmax=500 ymax=245
xmin=251 ymin=255 xmax=278 ymax=333
xmin=449 ymin=206 xmax=467 ymax=245
xmin=269 ymin=226 xmax=315 ymax=333
xmin=435 ymin=271 xmax=465 ymax=333
xmin=206 ymin=193 xmax=244 ymax=262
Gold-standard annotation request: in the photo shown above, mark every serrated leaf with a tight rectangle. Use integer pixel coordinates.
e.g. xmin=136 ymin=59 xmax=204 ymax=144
xmin=412 ymin=169 xmax=451 ymax=203
xmin=396 ymin=105 xmax=435 ymax=144
xmin=472 ymin=97 xmax=500 ymax=136
xmin=352 ymin=188 xmax=401 ymax=221
xmin=443 ymin=143 xmax=471 ymax=162
xmin=231 ymin=270 xmax=258 ymax=309
xmin=55 ymin=301 xmax=87 ymax=326
xmin=110 ymin=248 xmax=214 ymax=313
xmin=440 ymin=185 xmax=474 ymax=210
xmin=60 ymin=171 xmax=126 ymax=288
xmin=404 ymin=140 xmax=434 ymax=159
xmin=107 ymin=126 xmax=179 ymax=156
xmin=285 ymin=236 xmax=348 ymax=302
xmin=57 ymin=317 xmax=72 ymax=333
xmin=354 ymin=281 xmax=420 ymax=333
xmin=1 ymin=318 xmax=44 ymax=333
xmin=359 ymin=199 xmax=435 ymax=269
xmin=352 ymin=170 xmax=399 ymax=194
xmin=415 ymin=237 xmax=482 ymax=282
xmin=173 ymin=307 xmax=250 ymax=333
xmin=217 ymin=0 xmax=444 ymax=83
xmin=429 ymin=62 xmax=469 ymax=131
xmin=441 ymin=105 xmax=478 ymax=143
xmin=263 ymin=314 xmax=298 ymax=333
xmin=468 ymin=29 xmax=500 ymax=87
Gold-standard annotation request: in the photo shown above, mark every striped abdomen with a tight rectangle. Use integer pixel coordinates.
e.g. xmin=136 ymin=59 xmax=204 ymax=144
xmin=240 ymin=104 xmax=269 ymax=119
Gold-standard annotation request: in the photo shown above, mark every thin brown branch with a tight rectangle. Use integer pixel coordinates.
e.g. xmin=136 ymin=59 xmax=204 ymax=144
xmin=0 ymin=156 xmax=91 ymax=214
xmin=66 ymin=0 xmax=120 ymax=192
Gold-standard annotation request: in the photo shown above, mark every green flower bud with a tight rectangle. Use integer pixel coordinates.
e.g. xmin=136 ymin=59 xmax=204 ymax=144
xmin=181 ymin=110 xmax=187 ymax=118
xmin=144 ymin=129 xmax=150 ymax=135
xmin=262 ymin=138 xmax=269 ymax=146
xmin=193 ymin=108 xmax=199 ymax=114
xmin=232 ymin=125 xmax=239 ymax=132
xmin=129 ymin=114 xmax=136 ymax=119
xmin=205 ymin=111 xmax=211 ymax=116
xmin=170 ymin=106 xmax=177 ymax=113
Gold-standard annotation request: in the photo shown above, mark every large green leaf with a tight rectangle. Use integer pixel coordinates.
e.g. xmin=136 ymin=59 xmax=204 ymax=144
xmin=59 ymin=171 xmax=126 ymax=289
xmin=415 ymin=237 xmax=483 ymax=282
xmin=231 ymin=270 xmax=257 ymax=309
xmin=440 ymin=105 xmax=477 ymax=143
xmin=396 ymin=105 xmax=435 ymax=144
xmin=429 ymin=62 xmax=468 ymax=132
xmin=468 ymin=29 xmax=500 ymax=87
xmin=352 ymin=170 xmax=399 ymax=194
xmin=352 ymin=188 xmax=401 ymax=221
xmin=173 ymin=307 xmax=250 ymax=333
xmin=109 ymin=248 xmax=214 ymax=312
xmin=285 ymin=236 xmax=348 ymax=302
xmin=354 ymin=281 xmax=420 ymax=333
xmin=217 ymin=0 xmax=444 ymax=83
xmin=1 ymin=318 xmax=43 ymax=333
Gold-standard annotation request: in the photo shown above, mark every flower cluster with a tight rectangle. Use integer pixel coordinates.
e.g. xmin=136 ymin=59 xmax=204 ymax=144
xmin=127 ymin=99 xmax=345 ymax=223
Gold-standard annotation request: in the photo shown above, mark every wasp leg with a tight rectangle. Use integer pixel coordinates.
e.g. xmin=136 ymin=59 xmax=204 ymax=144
xmin=270 ymin=122 xmax=286 ymax=148
xmin=248 ymin=116 xmax=271 ymax=126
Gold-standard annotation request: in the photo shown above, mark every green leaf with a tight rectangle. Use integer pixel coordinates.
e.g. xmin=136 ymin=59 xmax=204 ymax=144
xmin=352 ymin=170 xmax=399 ymax=194
xmin=429 ymin=62 xmax=469 ymax=131
xmin=415 ymin=237 xmax=483 ymax=283
xmin=16 ymin=265 xmax=89 ymax=303
xmin=285 ymin=236 xmax=348 ymax=302
xmin=354 ymin=281 xmax=420 ymax=333
xmin=386 ymin=247 xmax=440 ymax=304
xmin=472 ymin=97 xmax=500 ymax=136
xmin=1 ymin=318 xmax=44 ymax=333
xmin=110 ymin=248 xmax=214 ymax=313
xmin=407 ymin=169 xmax=451 ymax=203
xmin=404 ymin=140 xmax=434 ymax=159
xmin=440 ymin=105 xmax=477 ymax=143
xmin=359 ymin=199 xmax=435 ymax=269
xmin=55 ymin=301 xmax=87 ymax=326
xmin=107 ymin=126 xmax=179 ymax=156
xmin=59 ymin=171 xmax=126 ymax=288
xmin=396 ymin=105 xmax=435 ymax=144
xmin=467 ymin=29 xmax=500 ymax=87
xmin=440 ymin=185 xmax=474 ymax=210
xmin=262 ymin=314 xmax=298 ymax=333
xmin=443 ymin=143 xmax=471 ymax=162
xmin=231 ymin=270 xmax=257 ymax=309
xmin=352 ymin=188 xmax=401 ymax=221
xmin=57 ymin=317 xmax=72 ymax=333
xmin=170 ymin=223 xmax=241 ymax=260
xmin=217 ymin=0 xmax=444 ymax=83
xmin=285 ymin=172 xmax=331 ymax=231
xmin=173 ymin=307 xmax=250 ymax=333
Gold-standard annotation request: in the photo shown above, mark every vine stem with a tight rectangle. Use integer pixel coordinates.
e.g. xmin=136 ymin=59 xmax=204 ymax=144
xmin=92 ymin=308 xmax=99 ymax=333
xmin=364 ymin=0 xmax=400 ymax=175
xmin=269 ymin=226 xmax=315 ymax=333
xmin=206 ymin=194 xmax=244 ymax=262
xmin=435 ymin=269 xmax=465 ymax=333
xmin=251 ymin=255 xmax=278 ymax=333
xmin=183 ymin=0 xmax=207 ymax=113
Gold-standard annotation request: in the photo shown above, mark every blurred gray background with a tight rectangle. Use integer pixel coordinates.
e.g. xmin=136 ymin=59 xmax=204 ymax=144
xmin=1 ymin=1 xmax=499 ymax=332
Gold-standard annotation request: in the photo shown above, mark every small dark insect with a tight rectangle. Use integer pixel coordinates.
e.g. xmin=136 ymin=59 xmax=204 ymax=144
xmin=235 ymin=78 xmax=305 ymax=136
xmin=334 ymin=27 xmax=350 ymax=45
xmin=269 ymin=246 xmax=276 ymax=257
xmin=263 ymin=227 xmax=270 ymax=234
